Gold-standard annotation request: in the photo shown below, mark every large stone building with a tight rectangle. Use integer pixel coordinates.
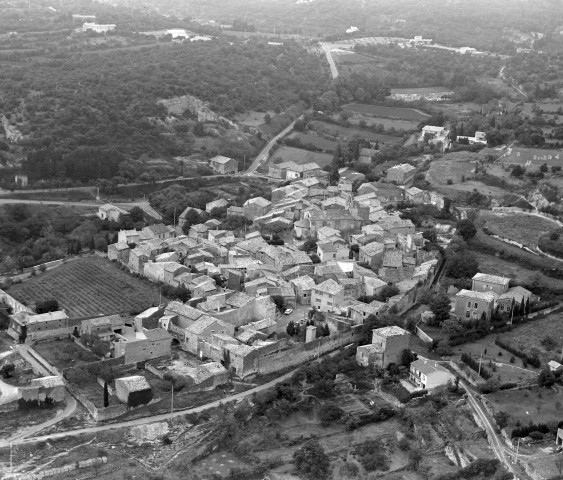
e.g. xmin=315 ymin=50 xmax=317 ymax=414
xmin=356 ymin=326 xmax=410 ymax=368
xmin=471 ymin=273 xmax=510 ymax=295
xmin=454 ymin=289 xmax=496 ymax=322
xmin=8 ymin=311 xmax=71 ymax=343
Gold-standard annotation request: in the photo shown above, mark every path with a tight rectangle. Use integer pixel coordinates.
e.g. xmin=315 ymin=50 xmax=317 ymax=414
xmin=244 ymin=119 xmax=300 ymax=174
xmin=1 ymin=367 xmax=298 ymax=447
xmin=462 ymin=380 xmax=529 ymax=479
xmin=319 ymin=42 xmax=339 ymax=79
xmin=0 ymin=377 xmax=19 ymax=406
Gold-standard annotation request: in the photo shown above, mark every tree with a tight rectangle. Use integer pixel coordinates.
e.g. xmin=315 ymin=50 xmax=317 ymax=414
xmin=538 ymin=368 xmax=556 ymax=388
xmin=445 ymin=253 xmax=479 ymax=279
xmin=103 ymin=381 xmax=109 ymax=408
xmin=429 ymin=292 xmax=452 ymax=325
xmin=1 ymin=362 xmax=15 ymax=378
xmin=35 ymin=298 xmax=59 ymax=314
xmin=293 ymin=439 xmax=330 ymax=479
xmin=422 ymin=228 xmax=437 ymax=243
xmin=300 ymin=238 xmax=318 ymax=253
xmin=511 ymin=165 xmax=525 ymax=178
xmin=456 ymin=219 xmax=477 ymax=240
xmin=286 ymin=320 xmax=296 ymax=336
xmin=441 ymin=317 xmax=465 ymax=337
xmin=540 ymin=163 xmax=549 ymax=173
xmin=322 ymin=324 xmax=330 ymax=337
xmin=493 ymin=411 xmax=510 ymax=429
xmin=127 ymin=206 xmax=145 ymax=223
xmin=319 ymin=403 xmax=343 ymax=426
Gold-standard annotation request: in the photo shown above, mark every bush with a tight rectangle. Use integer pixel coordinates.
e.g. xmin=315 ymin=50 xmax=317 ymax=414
xmin=495 ymin=337 xmax=541 ymax=368
xmin=460 ymin=353 xmax=492 ymax=379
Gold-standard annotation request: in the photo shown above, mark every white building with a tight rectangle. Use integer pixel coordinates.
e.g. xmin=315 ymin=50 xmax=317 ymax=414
xmin=82 ymin=22 xmax=116 ymax=33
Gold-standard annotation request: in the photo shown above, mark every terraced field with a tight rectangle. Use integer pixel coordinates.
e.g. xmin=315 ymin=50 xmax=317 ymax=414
xmin=8 ymin=256 xmax=164 ymax=318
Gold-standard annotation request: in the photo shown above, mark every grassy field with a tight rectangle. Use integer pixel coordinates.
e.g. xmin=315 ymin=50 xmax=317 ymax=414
xmin=7 ymin=256 xmax=165 ymax=318
xmin=269 ymin=146 xmax=332 ymax=167
xmin=426 ymin=151 xmax=480 ymax=185
xmin=34 ymin=339 xmax=99 ymax=370
xmin=346 ymin=115 xmax=419 ymax=131
xmin=487 ymin=387 xmax=563 ymax=435
xmin=342 ymin=103 xmax=430 ymax=121
xmin=308 ymin=120 xmax=404 ymax=145
xmin=287 ymin=131 xmax=337 ymax=151
xmin=473 ymin=251 xmax=563 ymax=290
xmin=479 ymin=211 xmax=559 ymax=249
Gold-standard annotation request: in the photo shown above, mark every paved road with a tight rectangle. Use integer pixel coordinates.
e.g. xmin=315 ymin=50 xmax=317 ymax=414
xmin=245 ymin=119 xmax=300 ymax=174
xmin=319 ymin=42 xmax=339 ymax=79
xmin=2 ymin=367 xmax=298 ymax=446
xmin=462 ymin=381 xmax=528 ymax=479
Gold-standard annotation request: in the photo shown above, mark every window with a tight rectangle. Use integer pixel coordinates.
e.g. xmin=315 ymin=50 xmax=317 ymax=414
xmin=474 ymin=303 xmax=478 ymax=309
xmin=465 ymin=311 xmax=470 ymax=318
xmin=467 ymin=301 xmax=471 ymax=308
xmin=500 ymin=304 xmax=505 ymax=311
xmin=303 ymin=293 xmax=307 ymax=298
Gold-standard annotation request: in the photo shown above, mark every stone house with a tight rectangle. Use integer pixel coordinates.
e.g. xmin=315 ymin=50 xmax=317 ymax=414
xmin=497 ymin=286 xmax=533 ymax=314
xmin=108 ymin=242 xmax=130 ymax=263
xmin=206 ymin=198 xmax=229 ymax=213
xmin=80 ymin=314 xmax=125 ymax=341
xmin=290 ymin=275 xmax=316 ymax=305
xmin=178 ymin=206 xmax=203 ymax=229
xmin=243 ymin=197 xmax=272 ymax=220
xmin=142 ymin=223 xmax=175 ymax=241
xmin=128 ymin=247 xmax=149 ymax=274
xmin=114 ymin=328 xmax=172 ymax=365
xmin=189 ymin=224 xmax=209 ymax=239
xmin=454 ymin=289 xmax=496 ymax=322
xmin=115 ymin=376 xmax=153 ymax=406
xmin=386 ymin=164 xmax=416 ymax=186
xmin=405 ymin=187 xmax=424 ymax=204
xmin=311 ymin=279 xmax=345 ymax=313
xmin=19 ymin=376 xmax=66 ymax=404
xmin=184 ymin=315 xmax=234 ymax=355
xmin=471 ymin=273 xmax=510 ymax=295
xmin=8 ymin=310 xmax=70 ymax=343
xmin=97 ymin=204 xmax=130 ymax=223
xmin=356 ymin=326 xmax=410 ymax=368
xmin=359 ymin=241 xmax=385 ymax=269
xmin=117 ymin=229 xmax=141 ymax=245
xmin=348 ymin=300 xmax=386 ymax=325
xmin=209 ymin=155 xmax=238 ymax=174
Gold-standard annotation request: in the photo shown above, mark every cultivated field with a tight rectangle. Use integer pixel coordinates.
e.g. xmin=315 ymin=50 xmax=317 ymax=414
xmin=487 ymin=387 xmax=563 ymax=434
xmin=390 ymin=86 xmax=452 ymax=96
xmin=479 ymin=211 xmax=559 ymax=249
xmin=34 ymin=339 xmax=99 ymax=370
xmin=473 ymin=251 xmax=563 ymax=290
xmin=308 ymin=120 xmax=404 ymax=145
xmin=269 ymin=146 xmax=332 ymax=167
xmin=346 ymin=114 xmax=419 ymax=131
xmin=287 ymin=131 xmax=337 ymax=151
xmin=7 ymin=256 xmax=165 ymax=318
xmin=426 ymin=151 xmax=480 ymax=185
xmin=342 ymin=103 xmax=430 ymax=121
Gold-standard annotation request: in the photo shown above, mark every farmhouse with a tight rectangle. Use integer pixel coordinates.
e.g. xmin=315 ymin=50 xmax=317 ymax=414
xmin=359 ymin=148 xmax=378 ymax=164
xmin=386 ymin=164 xmax=416 ymax=186
xmin=471 ymin=273 xmax=510 ymax=295
xmin=114 ymin=328 xmax=172 ymax=365
xmin=243 ymin=197 xmax=272 ymax=220
xmin=8 ymin=310 xmax=70 ymax=343
xmin=108 ymin=242 xmax=130 ymax=263
xmin=209 ymin=155 xmax=238 ymax=174
xmin=97 ymin=204 xmax=130 ymax=223
xmin=80 ymin=314 xmax=125 ymax=341
xmin=454 ymin=289 xmax=496 ymax=321
xmin=82 ymin=22 xmax=116 ymax=33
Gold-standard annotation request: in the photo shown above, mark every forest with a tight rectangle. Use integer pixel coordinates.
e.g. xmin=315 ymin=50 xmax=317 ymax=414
xmin=0 ymin=37 xmax=326 ymax=183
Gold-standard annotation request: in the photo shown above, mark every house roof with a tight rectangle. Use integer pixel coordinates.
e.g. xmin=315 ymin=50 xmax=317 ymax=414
xmin=247 ymin=318 xmax=277 ymax=331
xmin=410 ymin=358 xmax=449 ymax=377
xmin=456 ymin=289 xmax=497 ymax=302
xmin=179 ymin=206 xmax=203 ymax=218
xmin=365 ymin=276 xmax=388 ymax=289
xmin=210 ymin=155 xmax=234 ymax=164
xmin=360 ymin=148 xmax=378 ymax=157
xmin=145 ymin=223 xmax=172 ymax=236
xmin=112 ymin=242 xmax=130 ymax=251
xmin=388 ymin=163 xmax=416 ymax=174
xmin=361 ymin=241 xmax=385 ymax=257
xmin=186 ymin=315 xmax=225 ymax=335
xmin=318 ymin=242 xmax=337 ymax=253
xmin=244 ymin=196 xmax=271 ymax=207
xmin=165 ymin=301 xmax=204 ymax=321
xmin=144 ymin=328 xmax=172 ymax=341
xmin=226 ymin=292 xmax=254 ymax=308
xmin=357 ymin=343 xmax=384 ymax=354
xmin=15 ymin=310 xmax=69 ymax=325
xmin=290 ymin=275 xmax=316 ymax=290
xmin=472 ymin=273 xmax=510 ymax=286
xmin=374 ymin=326 xmax=410 ymax=337
xmin=314 ymin=279 xmax=344 ymax=295
xmin=191 ymin=223 xmax=209 ymax=232
xmin=116 ymin=375 xmax=151 ymax=392
xmin=350 ymin=302 xmax=385 ymax=315
xmin=383 ymin=250 xmax=403 ymax=268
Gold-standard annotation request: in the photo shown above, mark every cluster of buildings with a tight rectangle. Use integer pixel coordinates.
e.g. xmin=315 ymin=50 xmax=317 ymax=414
xmin=82 ymin=22 xmax=116 ymax=33
xmin=453 ymin=273 xmax=532 ymax=322
xmin=356 ymin=325 xmax=454 ymax=391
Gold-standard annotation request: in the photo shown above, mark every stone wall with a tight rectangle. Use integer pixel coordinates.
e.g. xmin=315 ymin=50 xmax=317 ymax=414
xmin=0 ymin=287 xmax=33 ymax=314
xmin=12 ymin=457 xmax=108 ymax=480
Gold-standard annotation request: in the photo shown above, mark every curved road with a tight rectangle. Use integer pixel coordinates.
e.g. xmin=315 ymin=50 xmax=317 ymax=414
xmin=245 ymin=119 xmax=300 ymax=174
xmin=1 ymin=367 xmax=298 ymax=447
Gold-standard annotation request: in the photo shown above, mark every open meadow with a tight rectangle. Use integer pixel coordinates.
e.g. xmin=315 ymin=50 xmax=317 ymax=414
xmin=269 ymin=146 xmax=332 ymax=167
xmin=478 ymin=211 xmax=560 ymax=249
xmin=287 ymin=131 xmax=337 ymax=151
xmin=341 ymin=103 xmax=430 ymax=121
xmin=308 ymin=120 xmax=404 ymax=145
xmin=7 ymin=256 xmax=165 ymax=318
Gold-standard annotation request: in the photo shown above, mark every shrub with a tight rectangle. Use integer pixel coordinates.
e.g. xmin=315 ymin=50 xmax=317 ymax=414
xmin=460 ymin=353 xmax=492 ymax=379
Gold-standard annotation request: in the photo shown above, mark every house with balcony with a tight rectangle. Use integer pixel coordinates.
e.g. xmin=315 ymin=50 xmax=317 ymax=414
xmin=409 ymin=358 xmax=454 ymax=390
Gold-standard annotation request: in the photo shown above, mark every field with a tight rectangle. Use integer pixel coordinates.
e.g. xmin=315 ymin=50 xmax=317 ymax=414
xmin=268 ymin=146 xmax=332 ymax=167
xmin=345 ymin=114 xmax=419 ymax=132
xmin=287 ymin=131 xmax=337 ymax=151
xmin=308 ymin=120 xmax=404 ymax=145
xmin=341 ymin=103 xmax=430 ymax=121
xmin=487 ymin=388 xmax=563 ymax=436
xmin=7 ymin=256 xmax=165 ymax=318
xmin=473 ymin=252 xmax=563 ymax=291
xmin=426 ymin=151 xmax=481 ymax=185
xmin=234 ymin=110 xmax=274 ymax=127
xmin=34 ymin=339 xmax=99 ymax=370
xmin=390 ymin=87 xmax=452 ymax=96
xmin=479 ymin=211 xmax=559 ymax=249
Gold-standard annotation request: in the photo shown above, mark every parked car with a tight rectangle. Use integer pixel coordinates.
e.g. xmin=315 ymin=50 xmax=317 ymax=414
xmin=284 ymin=308 xmax=294 ymax=315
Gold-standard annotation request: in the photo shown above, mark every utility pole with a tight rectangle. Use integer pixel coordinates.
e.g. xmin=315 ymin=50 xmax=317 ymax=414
xmin=170 ymin=382 xmax=174 ymax=413
xmin=10 ymin=442 xmax=13 ymax=473
xmin=478 ymin=350 xmax=484 ymax=376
